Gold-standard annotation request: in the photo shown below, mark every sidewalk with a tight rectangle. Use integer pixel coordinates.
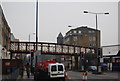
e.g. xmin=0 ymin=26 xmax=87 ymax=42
xmin=16 ymin=71 xmax=34 ymax=81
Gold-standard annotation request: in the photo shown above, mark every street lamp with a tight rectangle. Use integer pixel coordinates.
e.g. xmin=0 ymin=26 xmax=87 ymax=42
xmin=35 ymin=0 xmax=39 ymax=68
xmin=36 ymin=0 xmax=38 ymax=51
xmin=84 ymin=11 xmax=109 ymax=15
xmin=83 ymin=10 xmax=109 ymax=73
xmin=29 ymin=33 xmax=35 ymax=51
xmin=29 ymin=33 xmax=35 ymax=42
xmin=29 ymin=33 xmax=35 ymax=74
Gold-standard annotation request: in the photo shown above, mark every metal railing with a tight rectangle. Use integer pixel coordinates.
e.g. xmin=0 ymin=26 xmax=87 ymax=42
xmin=10 ymin=41 xmax=95 ymax=55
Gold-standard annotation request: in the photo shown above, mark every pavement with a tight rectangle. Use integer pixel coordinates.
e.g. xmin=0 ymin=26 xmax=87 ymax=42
xmin=16 ymin=71 xmax=34 ymax=81
xmin=15 ymin=71 xmax=120 ymax=81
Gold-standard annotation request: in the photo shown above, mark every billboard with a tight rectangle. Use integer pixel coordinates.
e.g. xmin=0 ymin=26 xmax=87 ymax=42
xmin=102 ymin=45 xmax=120 ymax=56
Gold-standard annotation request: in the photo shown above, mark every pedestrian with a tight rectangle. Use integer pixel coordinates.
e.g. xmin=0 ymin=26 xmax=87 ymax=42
xmin=25 ymin=63 xmax=31 ymax=78
xmin=20 ymin=65 xmax=24 ymax=78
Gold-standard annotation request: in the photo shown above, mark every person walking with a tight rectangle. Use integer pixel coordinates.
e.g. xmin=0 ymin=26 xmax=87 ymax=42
xmin=25 ymin=63 xmax=31 ymax=78
xmin=20 ymin=65 xmax=24 ymax=78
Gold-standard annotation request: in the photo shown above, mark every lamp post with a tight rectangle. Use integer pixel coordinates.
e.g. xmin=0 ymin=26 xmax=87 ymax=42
xmin=36 ymin=0 xmax=38 ymax=51
xmin=29 ymin=33 xmax=35 ymax=74
xmin=83 ymin=10 xmax=109 ymax=73
xmin=35 ymin=0 xmax=39 ymax=67
xmin=29 ymin=33 xmax=35 ymax=42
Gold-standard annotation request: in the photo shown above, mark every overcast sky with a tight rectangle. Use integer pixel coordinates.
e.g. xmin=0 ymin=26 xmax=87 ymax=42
xmin=0 ymin=0 xmax=119 ymax=46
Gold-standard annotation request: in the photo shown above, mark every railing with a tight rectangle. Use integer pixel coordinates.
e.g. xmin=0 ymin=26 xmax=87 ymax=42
xmin=10 ymin=41 xmax=95 ymax=55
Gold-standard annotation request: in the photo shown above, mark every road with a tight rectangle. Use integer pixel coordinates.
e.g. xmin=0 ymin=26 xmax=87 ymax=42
xmin=67 ymin=71 xmax=120 ymax=81
xmin=16 ymin=71 xmax=120 ymax=81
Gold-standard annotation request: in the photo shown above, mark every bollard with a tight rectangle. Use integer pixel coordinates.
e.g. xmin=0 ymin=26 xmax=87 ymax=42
xmin=81 ymin=66 xmax=84 ymax=71
xmin=98 ymin=66 xmax=102 ymax=72
xmin=65 ymin=70 xmax=68 ymax=79
xmin=82 ymin=71 xmax=88 ymax=81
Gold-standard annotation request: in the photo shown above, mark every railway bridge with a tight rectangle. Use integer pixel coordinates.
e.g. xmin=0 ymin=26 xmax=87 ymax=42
xmin=9 ymin=41 xmax=95 ymax=70
xmin=10 ymin=41 xmax=95 ymax=55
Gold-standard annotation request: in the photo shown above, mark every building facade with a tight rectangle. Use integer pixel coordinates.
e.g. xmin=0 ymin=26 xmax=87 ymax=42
xmin=0 ymin=5 xmax=11 ymax=59
xmin=57 ymin=26 xmax=101 ymax=70
xmin=64 ymin=26 xmax=100 ymax=48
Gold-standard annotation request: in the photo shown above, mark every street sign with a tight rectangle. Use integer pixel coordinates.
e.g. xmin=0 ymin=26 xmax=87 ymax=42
xmin=102 ymin=45 xmax=119 ymax=56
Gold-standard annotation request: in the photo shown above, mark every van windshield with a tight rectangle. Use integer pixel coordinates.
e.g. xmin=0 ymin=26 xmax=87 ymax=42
xmin=51 ymin=65 xmax=57 ymax=72
xmin=58 ymin=65 xmax=63 ymax=71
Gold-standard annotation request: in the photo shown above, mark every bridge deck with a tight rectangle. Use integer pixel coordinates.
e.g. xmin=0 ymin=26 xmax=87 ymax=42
xmin=10 ymin=41 xmax=95 ymax=55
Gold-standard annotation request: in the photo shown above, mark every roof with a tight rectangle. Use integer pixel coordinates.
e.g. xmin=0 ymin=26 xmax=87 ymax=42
xmin=75 ymin=26 xmax=100 ymax=31
xmin=66 ymin=26 xmax=100 ymax=34
xmin=57 ymin=32 xmax=63 ymax=38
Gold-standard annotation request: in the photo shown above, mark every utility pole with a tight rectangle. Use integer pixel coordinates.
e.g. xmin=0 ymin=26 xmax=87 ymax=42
xmin=84 ymin=10 xmax=109 ymax=73
xmin=35 ymin=0 xmax=38 ymax=67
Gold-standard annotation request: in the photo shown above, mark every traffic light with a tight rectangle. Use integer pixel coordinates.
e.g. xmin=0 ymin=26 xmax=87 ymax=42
xmin=98 ymin=48 xmax=102 ymax=57
xmin=31 ymin=52 xmax=34 ymax=57
xmin=81 ymin=52 xmax=84 ymax=57
xmin=31 ymin=50 xmax=34 ymax=57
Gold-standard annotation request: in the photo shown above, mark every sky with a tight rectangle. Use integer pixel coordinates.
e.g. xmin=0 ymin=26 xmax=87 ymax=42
xmin=0 ymin=0 xmax=119 ymax=46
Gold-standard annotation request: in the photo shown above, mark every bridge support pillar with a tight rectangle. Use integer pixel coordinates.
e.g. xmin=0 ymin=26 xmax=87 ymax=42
xmin=78 ymin=55 xmax=81 ymax=70
xmin=10 ymin=52 xmax=12 ymax=59
xmin=71 ymin=55 xmax=80 ymax=71
xmin=71 ymin=56 xmax=75 ymax=70
xmin=75 ymin=55 xmax=78 ymax=70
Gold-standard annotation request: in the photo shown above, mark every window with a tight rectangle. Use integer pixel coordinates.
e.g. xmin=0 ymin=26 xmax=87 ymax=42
xmin=92 ymin=31 xmax=95 ymax=33
xmin=88 ymin=31 xmax=92 ymax=33
xmin=73 ymin=30 xmax=77 ymax=33
xmin=78 ymin=31 xmax=81 ymax=34
xmin=58 ymin=65 xmax=63 ymax=71
xmin=67 ymin=31 xmax=72 ymax=36
xmin=69 ymin=33 xmax=72 ymax=35
xmin=73 ymin=36 xmax=77 ymax=41
xmin=51 ymin=65 xmax=57 ymax=72
xmin=93 ymin=44 xmax=96 ymax=47
xmin=89 ymin=44 xmax=92 ymax=47
xmin=89 ymin=37 xmax=92 ymax=41
xmin=66 ymin=33 xmax=69 ymax=36
xmin=66 ymin=38 xmax=70 ymax=42
xmin=93 ymin=37 xmax=96 ymax=41
xmin=89 ymin=37 xmax=96 ymax=41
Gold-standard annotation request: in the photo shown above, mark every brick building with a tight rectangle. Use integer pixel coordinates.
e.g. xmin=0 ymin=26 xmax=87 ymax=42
xmin=0 ymin=5 xmax=11 ymax=59
xmin=57 ymin=26 xmax=101 ymax=70
xmin=64 ymin=26 xmax=100 ymax=48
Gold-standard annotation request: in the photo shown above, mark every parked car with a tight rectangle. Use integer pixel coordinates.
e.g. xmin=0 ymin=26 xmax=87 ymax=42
xmin=88 ymin=66 xmax=97 ymax=72
xmin=100 ymin=63 xmax=107 ymax=71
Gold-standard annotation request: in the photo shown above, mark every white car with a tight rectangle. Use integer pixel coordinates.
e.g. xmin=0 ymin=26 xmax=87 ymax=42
xmin=48 ymin=63 xmax=65 ymax=81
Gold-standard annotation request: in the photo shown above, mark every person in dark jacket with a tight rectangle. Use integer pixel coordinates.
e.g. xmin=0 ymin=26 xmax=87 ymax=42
xmin=20 ymin=65 xmax=24 ymax=78
xmin=25 ymin=63 xmax=31 ymax=78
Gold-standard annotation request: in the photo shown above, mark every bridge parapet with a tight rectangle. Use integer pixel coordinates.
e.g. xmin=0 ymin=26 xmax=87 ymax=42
xmin=10 ymin=41 xmax=95 ymax=55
